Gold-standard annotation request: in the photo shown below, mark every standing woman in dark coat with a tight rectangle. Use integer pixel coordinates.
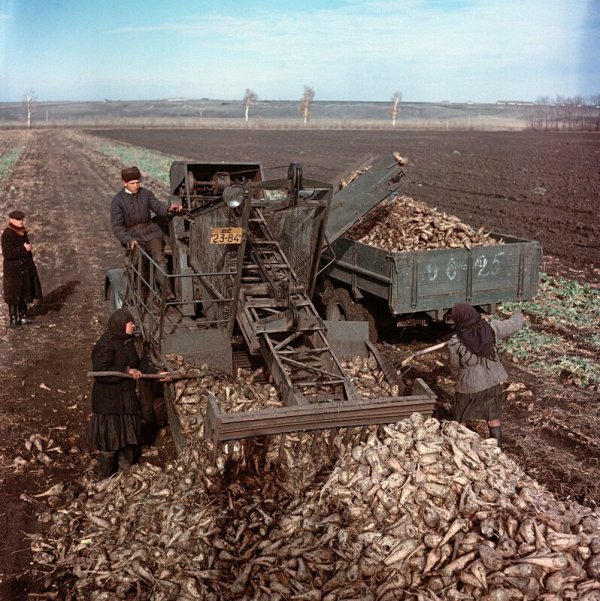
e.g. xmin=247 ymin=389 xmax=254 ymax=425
xmin=87 ymin=308 xmax=143 ymax=479
xmin=1 ymin=210 xmax=43 ymax=328
xmin=447 ymin=302 xmax=524 ymax=449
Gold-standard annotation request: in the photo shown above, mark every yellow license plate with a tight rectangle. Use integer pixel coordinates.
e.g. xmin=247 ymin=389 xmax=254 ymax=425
xmin=210 ymin=227 xmax=243 ymax=245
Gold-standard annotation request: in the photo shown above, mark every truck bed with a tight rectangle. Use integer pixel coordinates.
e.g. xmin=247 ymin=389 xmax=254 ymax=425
xmin=321 ymin=232 xmax=542 ymax=320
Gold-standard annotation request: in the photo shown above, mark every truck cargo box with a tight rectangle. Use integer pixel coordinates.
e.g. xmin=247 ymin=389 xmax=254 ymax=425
xmin=321 ymin=232 xmax=541 ymax=322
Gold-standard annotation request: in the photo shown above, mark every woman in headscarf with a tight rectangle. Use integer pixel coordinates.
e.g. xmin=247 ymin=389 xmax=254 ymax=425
xmin=1 ymin=210 xmax=43 ymax=328
xmin=447 ymin=302 xmax=524 ymax=448
xmin=87 ymin=308 xmax=142 ymax=479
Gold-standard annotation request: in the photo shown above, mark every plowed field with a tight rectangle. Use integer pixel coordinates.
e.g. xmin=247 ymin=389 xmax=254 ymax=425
xmin=0 ymin=128 xmax=598 ymax=599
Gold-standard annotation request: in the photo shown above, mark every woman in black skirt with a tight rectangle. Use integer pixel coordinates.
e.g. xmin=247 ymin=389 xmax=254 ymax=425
xmin=1 ymin=209 xmax=43 ymax=328
xmin=447 ymin=302 xmax=524 ymax=449
xmin=87 ymin=308 xmax=142 ymax=478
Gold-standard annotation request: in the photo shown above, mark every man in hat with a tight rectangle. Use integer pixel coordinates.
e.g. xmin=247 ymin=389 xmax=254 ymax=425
xmin=111 ymin=166 xmax=182 ymax=300
xmin=1 ymin=210 xmax=43 ymax=328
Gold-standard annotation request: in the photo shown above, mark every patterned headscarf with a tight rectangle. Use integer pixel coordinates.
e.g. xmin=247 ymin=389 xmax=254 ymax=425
xmin=451 ymin=302 xmax=497 ymax=360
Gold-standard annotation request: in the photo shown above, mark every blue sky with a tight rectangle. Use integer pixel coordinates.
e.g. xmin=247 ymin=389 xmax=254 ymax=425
xmin=0 ymin=0 xmax=598 ymax=103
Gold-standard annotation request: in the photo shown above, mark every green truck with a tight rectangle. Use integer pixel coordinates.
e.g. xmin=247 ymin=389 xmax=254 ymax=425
xmin=318 ymin=155 xmax=542 ymax=338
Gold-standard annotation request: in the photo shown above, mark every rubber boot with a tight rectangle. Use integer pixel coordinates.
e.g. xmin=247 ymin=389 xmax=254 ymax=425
xmin=489 ymin=426 xmax=502 ymax=449
xmin=98 ymin=451 xmax=117 ymax=479
xmin=8 ymin=305 xmax=20 ymax=329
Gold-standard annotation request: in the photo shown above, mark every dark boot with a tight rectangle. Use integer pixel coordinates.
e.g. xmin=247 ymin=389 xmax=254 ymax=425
xmin=8 ymin=305 xmax=20 ymax=328
xmin=117 ymin=446 xmax=135 ymax=472
xmin=489 ymin=426 xmax=502 ymax=449
xmin=18 ymin=304 xmax=34 ymax=325
xmin=159 ymin=263 xmax=176 ymax=302
xmin=98 ymin=451 xmax=117 ymax=479
xmin=163 ymin=279 xmax=176 ymax=303
xmin=131 ymin=443 xmax=143 ymax=465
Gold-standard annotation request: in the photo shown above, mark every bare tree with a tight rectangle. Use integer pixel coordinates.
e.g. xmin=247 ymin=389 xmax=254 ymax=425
xmin=299 ymin=85 xmax=315 ymax=125
xmin=243 ymin=89 xmax=258 ymax=122
xmin=530 ymin=96 xmax=552 ymax=130
xmin=23 ymin=90 xmax=36 ymax=128
xmin=530 ymin=94 xmax=600 ymax=131
xmin=390 ymin=91 xmax=402 ymax=127
xmin=591 ymin=93 xmax=600 ymax=131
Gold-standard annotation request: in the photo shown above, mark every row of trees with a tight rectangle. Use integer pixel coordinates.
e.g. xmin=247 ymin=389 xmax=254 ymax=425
xmin=20 ymin=86 xmax=393 ymax=127
xmin=244 ymin=86 xmax=404 ymax=126
xmin=528 ymin=95 xmax=600 ymax=130
xmin=15 ymin=89 xmax=600 ymax=130
xmin=245 ymin=88 xmax=600 ymax=130
xmin=244 ymin=85 xmax=319 ymax=125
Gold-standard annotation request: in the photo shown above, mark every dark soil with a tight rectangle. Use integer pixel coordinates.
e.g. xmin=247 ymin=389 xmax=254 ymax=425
xmin=92 ymin=128 xmax=600 ymax=281
xmin=0 ymin=128 xmax=598 ymax=599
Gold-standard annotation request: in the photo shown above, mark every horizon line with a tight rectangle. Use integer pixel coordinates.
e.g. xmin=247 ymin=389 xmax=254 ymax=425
xmin=0 ymin=98 xmax=542 ymax=106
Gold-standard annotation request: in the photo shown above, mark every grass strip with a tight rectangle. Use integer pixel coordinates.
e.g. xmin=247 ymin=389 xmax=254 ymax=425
xmin=499 ymin=273 xmax=600 ymax=388
xmin=94 ymin=143 xmax=174 ymax=186
xmin=502 ymin=273 xmax=600 ymax=329
xmin=67 ymin=131 xmax=178 ymax=187
xmin=0 ymin=146 xmax=26 ymax=185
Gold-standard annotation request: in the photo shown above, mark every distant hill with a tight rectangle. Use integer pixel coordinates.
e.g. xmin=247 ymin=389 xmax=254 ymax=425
xmin=0 ymin=99 xmax=533 ymax=130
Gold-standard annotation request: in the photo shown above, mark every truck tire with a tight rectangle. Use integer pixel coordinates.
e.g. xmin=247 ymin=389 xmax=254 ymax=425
xmin=325 ymin=287 xmax=378 ymax=342
xmin=107 ymin=283 xmax=119 ymax=313
xmin=105 ymin=268 xmax=128 ymax=313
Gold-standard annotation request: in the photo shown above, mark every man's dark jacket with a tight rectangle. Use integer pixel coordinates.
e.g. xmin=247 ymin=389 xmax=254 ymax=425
xmin=110 ymin=187 xmax=169 ymax=247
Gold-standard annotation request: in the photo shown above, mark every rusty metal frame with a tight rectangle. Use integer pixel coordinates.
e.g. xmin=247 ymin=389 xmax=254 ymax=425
xmin=204 ymin=378 xmax=436 ymax=457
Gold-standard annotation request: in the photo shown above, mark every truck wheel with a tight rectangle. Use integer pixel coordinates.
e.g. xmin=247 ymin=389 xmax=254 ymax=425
xmin=325 ymin=288 xmax=378 ymax=342
xmin=107 ymin=283 xmax=120 ymax=313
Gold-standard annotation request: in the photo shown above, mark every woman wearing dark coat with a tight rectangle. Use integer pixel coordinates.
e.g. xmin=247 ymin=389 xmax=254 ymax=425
xmin=1 ymin=210 xmax=43 ymax=328
xmin=447 ymin=302 xmax=524 ymax=449
xmin=87 ymin=308 xmax=143 ymax=479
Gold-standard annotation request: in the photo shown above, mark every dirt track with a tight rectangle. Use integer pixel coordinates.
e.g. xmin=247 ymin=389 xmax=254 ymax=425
xmin=0 ymin=128 xmax=598 ymax=598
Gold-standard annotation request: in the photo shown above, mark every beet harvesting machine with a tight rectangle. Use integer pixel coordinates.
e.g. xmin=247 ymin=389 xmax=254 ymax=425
xmin=105 ymin=156 xmax=437 ymax=461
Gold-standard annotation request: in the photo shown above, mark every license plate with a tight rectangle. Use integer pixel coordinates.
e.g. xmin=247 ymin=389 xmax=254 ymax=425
xmin=210 ymin=227 xmax=243 ymax=245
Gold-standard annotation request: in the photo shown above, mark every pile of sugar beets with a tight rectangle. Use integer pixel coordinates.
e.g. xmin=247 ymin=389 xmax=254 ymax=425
xmin=30 ymin=369 xmax=600 ymax=600
xmin=347 ymin=195 xmax=499 ymax=252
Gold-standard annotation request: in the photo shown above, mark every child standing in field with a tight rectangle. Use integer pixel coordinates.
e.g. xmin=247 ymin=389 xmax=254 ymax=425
xmin=1 ymin=210 xmax=43 ymax=328
xmin=447 ymin=302 xmax=524 ymax=449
